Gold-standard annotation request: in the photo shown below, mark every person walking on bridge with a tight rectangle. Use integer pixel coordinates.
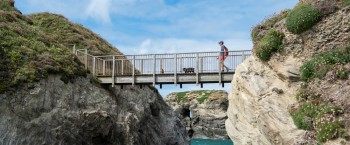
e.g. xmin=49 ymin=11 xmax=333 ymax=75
xmin=218 ymin=41 xmax=229 ymax=72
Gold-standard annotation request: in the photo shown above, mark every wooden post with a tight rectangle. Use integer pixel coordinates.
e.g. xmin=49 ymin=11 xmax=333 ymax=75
xmin=73 ymin=44 xmax=76 ymax=54
xmin=174 ymin=54 xmax=177 ymax=86
xmin=84 ymin=49 xmax=88 ymax=69
xmin=103 ymin=60 xmax=106 ymax=76
xmin=132 ymin=55 xmax=135 ymax=86
xmin=200 ymin=57 xmax=203 ymax=73
xmin=141 ymin=59 xmax=143 ymax=74
xmin=153 ymin=55 xmax=156 ymax=86
xmin=92 ymin=56 xmax=96 ymax=75
xmin=121 ymin=59 xmax=124 ymax=75
xmin=242 ymin=51 xmax=245 ymax=61
xmin=160 ymin=59 xmax=163 ymax=73
xmin=196 ymin=53 xmax=199 ymax=85
xmin=112 ymin=56 xmax=115 ymax=87
xmin=180 ymin=57 xmax=183 ymax=73
xmin=218 ymin=52 xmax=222 ymax=85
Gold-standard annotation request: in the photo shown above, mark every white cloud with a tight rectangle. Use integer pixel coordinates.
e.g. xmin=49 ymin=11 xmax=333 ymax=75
xmin=85 ymin=0 xmax=111 ymax=23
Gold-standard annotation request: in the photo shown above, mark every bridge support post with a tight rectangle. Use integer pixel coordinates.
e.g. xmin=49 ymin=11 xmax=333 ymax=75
xmin=160 ymin=83 xmax=162 ymax=89
xmin=153 ymin=55 xmax=156 ymax=86
xmin=180 ymin=58 xmax=183 ymax=73
xmin=200 ymin=57 xmax=203 ymax=73
xmin=132 ymin=55 xmax=135 ymax=86
xmin=103 ymin=60 xmax=106 ymax=75
xmin=72 ymin=44 xmax=76 ymax=55
xmin=201 ymin=83 xmax=203 ymax=88
xmin=222 ymin=83 xmax=224 ymax=88
xmin=218 ymin=52 xmax=222 ymax=85
xmin=121 ymin=59 xmax=124 ymax=75
xmin=174 ymin=54 xmax=177 ymax=86
xmin=180 ymin=83 xmax=182 ymax=89
xmin=84 ymin=49 xmax=88 ymax=69
xmin=196 ymin=53 xmax=199 ymax=85
xmin=141 ymin=59 xmax=143 ymax=74
xmin=92 ymin=56 xmax=96 ymax=75
xmin=112 ymin=56 xmax=115 ymax=87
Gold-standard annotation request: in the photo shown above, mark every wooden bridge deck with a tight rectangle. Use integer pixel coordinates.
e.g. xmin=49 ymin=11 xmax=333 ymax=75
xmin=74 ymin=47 xmax=251 ymax=87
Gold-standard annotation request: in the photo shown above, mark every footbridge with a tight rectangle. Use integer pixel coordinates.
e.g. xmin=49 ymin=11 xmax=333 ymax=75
xmin=74 ymin=48 xmax=251 ymax=88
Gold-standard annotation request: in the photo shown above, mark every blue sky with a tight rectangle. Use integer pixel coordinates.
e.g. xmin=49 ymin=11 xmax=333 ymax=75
xmin=16 ymin=0 xmax=298 ymax=97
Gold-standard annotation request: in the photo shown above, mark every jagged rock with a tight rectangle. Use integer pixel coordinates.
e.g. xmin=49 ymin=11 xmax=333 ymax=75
xmin=164 ymin=90 xmax=229 ymax=139
xmin=225 ymin=57 xmax=304 ymax=145
xmin=226 ymin=5 xmax=350 ymax=145
xmin=0 ymin=75 xmax=189 ymax=145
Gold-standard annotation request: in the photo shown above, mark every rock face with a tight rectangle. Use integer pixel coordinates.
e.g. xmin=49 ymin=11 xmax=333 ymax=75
xmin=225 ymin=57 xmax=305 ymax=145
xmin=225 ymin=6 xmax=350 ymax=145
xmin=165 ymin=90 xmax=229 ymax=139
xmin=0 ymin=75 xmax=189 ymax=145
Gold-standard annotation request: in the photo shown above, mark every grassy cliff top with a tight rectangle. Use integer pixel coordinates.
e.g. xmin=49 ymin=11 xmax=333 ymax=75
xmin=0 ymin=1 xmax=122 ymax=93
xmin=167 ymin=90 xmax=228 ymax=104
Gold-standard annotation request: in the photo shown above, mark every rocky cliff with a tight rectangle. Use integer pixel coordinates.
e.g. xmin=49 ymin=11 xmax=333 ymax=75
xmin=0 ymin=1 xmax=189 ymax=144
xmin=226 ymin=1 xmax=350 ymax=145
xmin=165 ymin=90 xmax=229 ymax=139
xmin=0 ymin=76 xmax=189 ymax=145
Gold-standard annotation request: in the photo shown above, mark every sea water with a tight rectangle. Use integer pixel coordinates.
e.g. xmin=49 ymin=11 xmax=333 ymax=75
xmin=190 ymin=139 xmax=234 ymax=145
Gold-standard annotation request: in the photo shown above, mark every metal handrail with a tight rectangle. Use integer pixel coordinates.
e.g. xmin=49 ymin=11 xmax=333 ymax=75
xmin=74 ymin=48 xmax=252 ymax=86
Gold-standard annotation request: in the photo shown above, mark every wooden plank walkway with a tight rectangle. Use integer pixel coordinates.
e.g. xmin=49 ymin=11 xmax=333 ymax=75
xmin=73 ymin=47 xmax=251 ymax=87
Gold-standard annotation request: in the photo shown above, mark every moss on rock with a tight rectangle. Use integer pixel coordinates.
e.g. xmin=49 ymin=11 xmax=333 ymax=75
xmin=0 ymin=6 xmax=122 ymax=93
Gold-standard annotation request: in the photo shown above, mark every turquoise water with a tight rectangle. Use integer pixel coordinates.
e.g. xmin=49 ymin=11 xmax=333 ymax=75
xmin=190 ymin=139 xmax=234 ymax=145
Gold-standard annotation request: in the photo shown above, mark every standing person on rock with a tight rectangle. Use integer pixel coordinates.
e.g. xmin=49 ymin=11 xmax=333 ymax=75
xmin=218 ymin=41 xmax=230 ymax=72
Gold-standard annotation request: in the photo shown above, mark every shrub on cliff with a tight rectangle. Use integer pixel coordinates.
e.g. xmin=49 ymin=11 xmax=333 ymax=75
xmin=286 ymin=4 xmax=321 ymax=34
xmin=0 ymin=11 xmax=121 ymax=93
xmin=255 ymin=29 xmax=284 ymax=61
xmin=0 ymin=0 xmax=18 ymax=12
xmin=317 ymin=121 xmax=348 ymax=142
xmin=340 ymin=0 xmax=350 ymax=7
xmin=290 ymin=90 xmax=348 ymax=142
xmin=300 ymin=47 xmax=350 ymax=81
xmin=251 ymin=10 xmax=289 ymax=43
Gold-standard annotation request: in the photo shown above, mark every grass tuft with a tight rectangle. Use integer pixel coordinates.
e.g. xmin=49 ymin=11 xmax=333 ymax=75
xmin=286 ymin=4 xmax=321 ymax=34
xmin=290 ymin=89 xmax=348 ymax=142
xmin=300 ymin=47 xmax=350 ymax=82
xmin=251 ymin=10 xmax=289 ymax=42
xmin=255 ymin=29 xmax=284 ymax=61
xmin=0 ymin=11 xmax=122 ymax=93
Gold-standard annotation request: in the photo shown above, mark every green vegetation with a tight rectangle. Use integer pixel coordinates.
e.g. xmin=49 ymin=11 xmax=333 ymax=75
xmin=317 ymin=121 xmax=347 ymax=142
xmin=193 ymin=91 xmax=213 ymax=104
xmin=0 ymin=9 xmax=121 ymax=93
xmin=251 ymin=10 xmax=289 ymax=42
xmin=338 ymin=69 xmax=349 ymax=80
xmin=286 ymin=4 xmax=321 ymax=34
xmin=0 ymin=0 xmax=18 ymax=12
xmin=340 ymin=0 xmax=350 ymax=7
xmin=255 ymin=29 xmax=284 ymax=61
xmin=300 ymin=47 xmax=350 ymax=81
xmin=290 ymin=90 xmax=348 ymax=142
xmin=174 ymin=90 xmax=219 ymax=104
xmin=176 ymin=92 xmax=188 ymax=103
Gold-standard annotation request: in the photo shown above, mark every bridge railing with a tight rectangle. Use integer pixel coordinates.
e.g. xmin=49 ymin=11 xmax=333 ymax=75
xmin=75 ymin=49 xmax=252 ymax=77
